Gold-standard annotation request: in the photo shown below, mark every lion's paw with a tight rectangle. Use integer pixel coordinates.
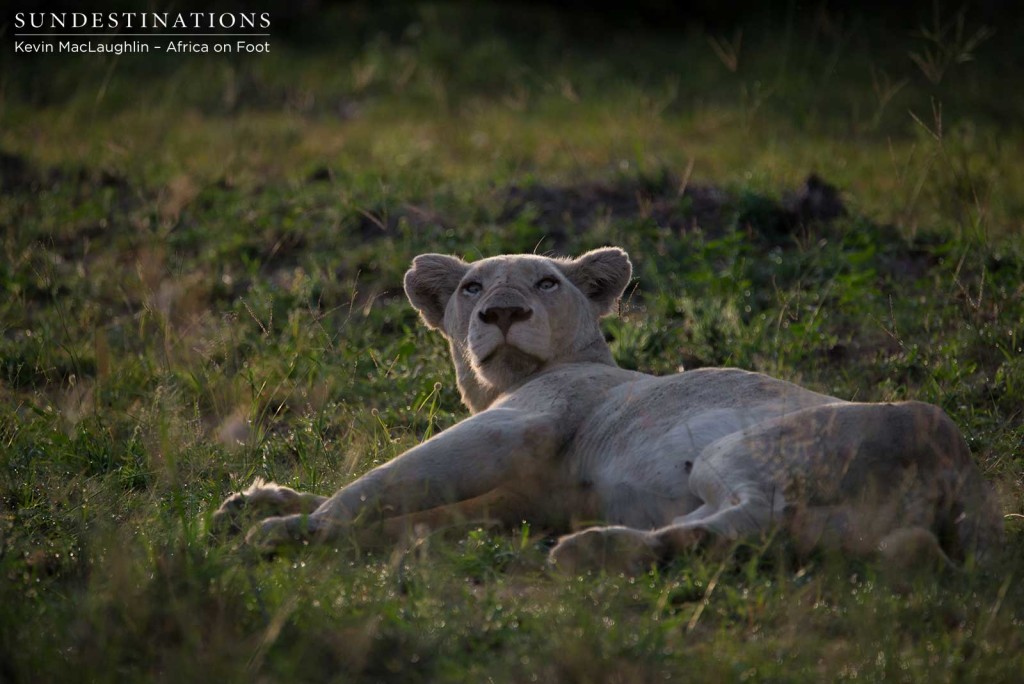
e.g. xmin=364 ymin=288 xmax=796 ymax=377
xmin=208 ymin=492 xmax=249 ymax=537
xmin=244 ymin=515 xmax=315 ymax=556
xmin=549 ymin=526 xmax=661 ymax=576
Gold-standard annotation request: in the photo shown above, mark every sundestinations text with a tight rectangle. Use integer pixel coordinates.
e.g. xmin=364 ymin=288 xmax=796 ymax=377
xmin=14 ymin=12 xmax=270 ymax=30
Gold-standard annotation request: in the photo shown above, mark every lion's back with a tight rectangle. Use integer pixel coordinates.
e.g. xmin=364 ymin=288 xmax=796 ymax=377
xmin=561 ymin=368 xmax=840 ymax=527
xmin=575 ymin=367 xmax=839 ymax=456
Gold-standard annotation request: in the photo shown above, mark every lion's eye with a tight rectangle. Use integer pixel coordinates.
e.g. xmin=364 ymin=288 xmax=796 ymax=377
xmin=537 ymin=277 xmax=559 ymax=291
xmin=461 ymin=282 xmax=482 ymax=295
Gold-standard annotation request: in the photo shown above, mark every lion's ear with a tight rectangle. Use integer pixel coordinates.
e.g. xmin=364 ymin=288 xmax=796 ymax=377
xmin=404 ymin=253 xmax=470 ymax=330
xmin=560 ymin=247 xmax=632 ymax=316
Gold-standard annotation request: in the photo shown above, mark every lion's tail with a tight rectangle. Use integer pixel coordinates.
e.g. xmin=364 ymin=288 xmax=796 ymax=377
xmin=953 ymin=469 xmax=1004 ymax=565
xmin=944 ymin=431 xmax=1004 ymax=566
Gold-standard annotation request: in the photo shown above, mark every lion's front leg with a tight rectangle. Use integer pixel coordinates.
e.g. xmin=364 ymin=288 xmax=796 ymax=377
xmin=245 ymin=489 xmax=524 ymax=554
xmin=246 ymin=407 xmax=561 ymax=554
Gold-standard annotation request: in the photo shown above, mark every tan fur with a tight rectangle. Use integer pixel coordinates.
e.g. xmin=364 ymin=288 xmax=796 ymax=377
xmin=213 ymin=248 xmax=1003 ymax=574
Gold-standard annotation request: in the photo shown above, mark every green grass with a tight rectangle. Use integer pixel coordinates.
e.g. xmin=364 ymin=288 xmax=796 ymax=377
xmin=2 ymin=3 xmax=1023 ymax=681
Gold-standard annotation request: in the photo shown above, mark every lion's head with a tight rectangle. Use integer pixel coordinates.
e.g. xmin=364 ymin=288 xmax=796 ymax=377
xmin=404 ymin=248 xmax=632 ymax=411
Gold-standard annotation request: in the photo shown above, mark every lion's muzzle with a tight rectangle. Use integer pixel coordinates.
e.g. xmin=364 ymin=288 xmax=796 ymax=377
xmin=479 ymin=304 xmax=533 ymax=336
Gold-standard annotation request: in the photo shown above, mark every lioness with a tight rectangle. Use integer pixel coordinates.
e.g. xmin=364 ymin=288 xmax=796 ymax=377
xmin=214 ymin=247 xmax=1002 ymax=573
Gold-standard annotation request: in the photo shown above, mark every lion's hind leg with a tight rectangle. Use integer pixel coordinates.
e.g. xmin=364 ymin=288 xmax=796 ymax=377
xmin=784 ymin=502 xmax=956 ymax=573
xmin=209 ymin=478 xmax=328 ymax=536
xmin=685 ymin=400 xmax=1001 ymax=568
xmin=877 ymin=527 xmax=956 ymax=572
xmin=646 ymin=505 xmax=956 ymax=578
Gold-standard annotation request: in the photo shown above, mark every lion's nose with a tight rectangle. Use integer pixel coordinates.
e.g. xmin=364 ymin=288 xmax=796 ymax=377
xmin=479 ymin=305 xmax=533 ymax=336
